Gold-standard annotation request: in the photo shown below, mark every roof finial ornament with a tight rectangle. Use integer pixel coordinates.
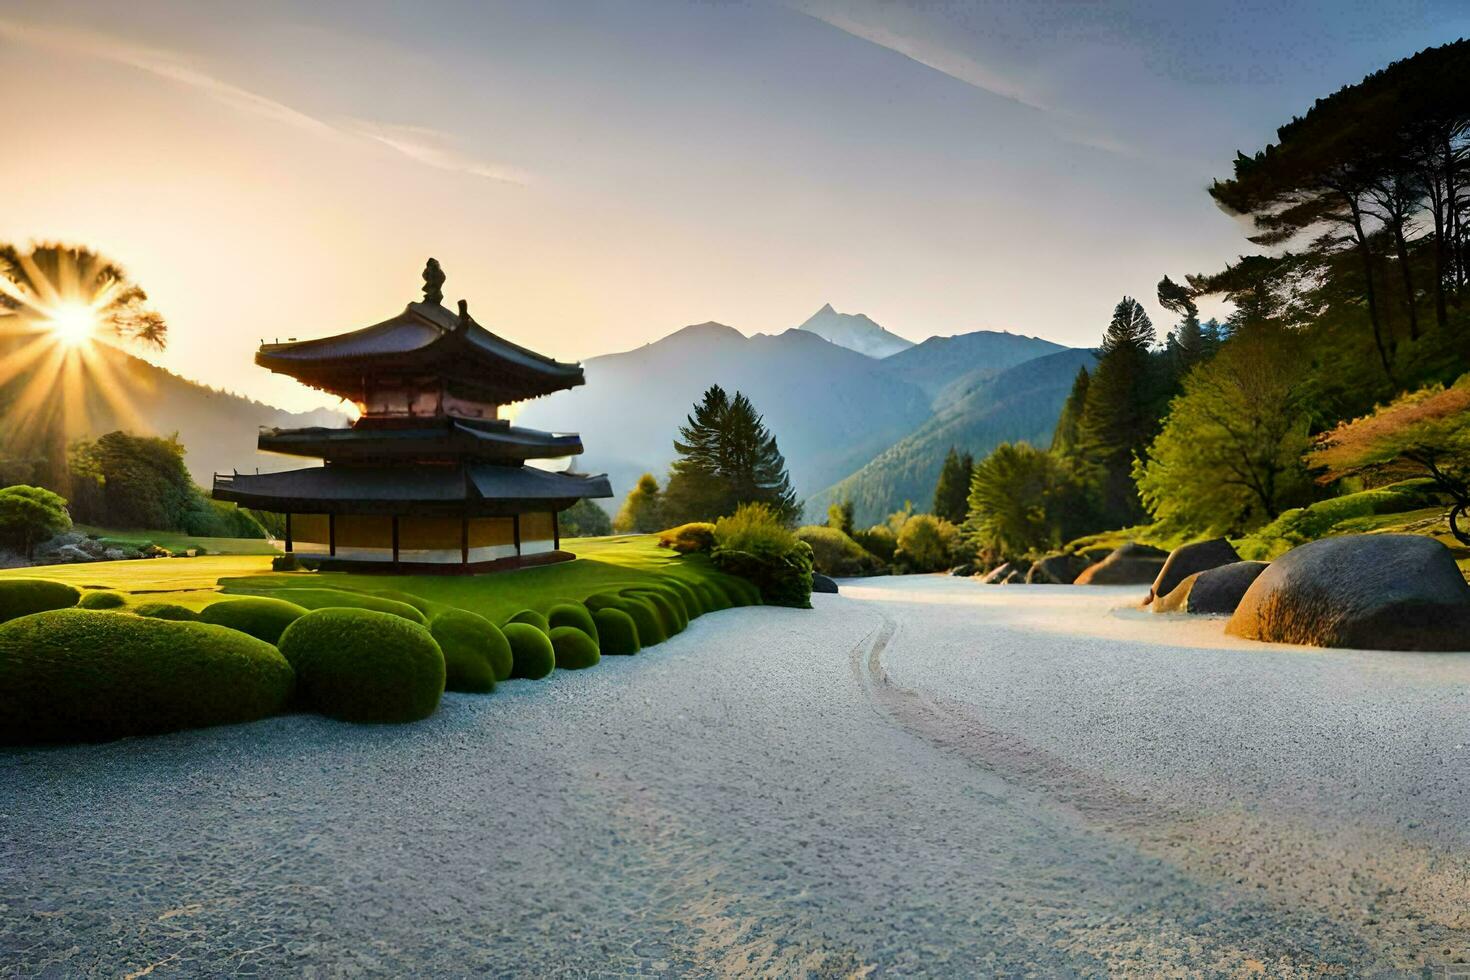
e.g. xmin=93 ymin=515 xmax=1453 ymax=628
xmin=421 ymin=257 xmax=446 ymax=305
xmin=456 ymin=298 xmax=471 ymax=332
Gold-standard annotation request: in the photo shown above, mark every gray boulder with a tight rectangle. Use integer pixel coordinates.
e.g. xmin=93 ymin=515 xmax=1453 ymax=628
xmin=1026 ymin=552 xmax=1090 ymax=584
xmin=1153 ymin=561 xmax=1269 ymax=615
xmin=1074 ymin=543 xmax=1168 ymax=586
xmin=811 ymin=571 xmax=839 ymax=594
xmin=979 ymin=562 xmax=1018 ymax=584
xmin=1000 ymin=569 xmax=1027 ymax=584
xmin=1225 ymin=534 xmax=1470 ymax=650
xmin=1148 ymin=538 xmax=1241 ymax=603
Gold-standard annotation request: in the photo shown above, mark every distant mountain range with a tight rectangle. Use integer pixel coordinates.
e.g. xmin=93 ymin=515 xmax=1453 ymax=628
xmin=796 ymin=303 xmax=914 ymax=358
xmin=517 ymin=311 xmax=1087 ymax=526
xmin=0 ymin=337 xmax=346 ymax=486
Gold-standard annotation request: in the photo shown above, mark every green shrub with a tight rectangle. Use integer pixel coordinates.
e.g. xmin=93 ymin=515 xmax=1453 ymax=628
xmin=696 ymin=582 xmax=731 ymax=611
xmin=133 ymin=601 xmax=199 ymax=621
xmin=547 ymin=602 xmax=599 ymax=642
xmin=853 ymin=525 xmax=898 ymax=563
xmin=712 ymin=574 xmax=762 ymax=606
xmin=198 ymin=596 xmax=307 ymax=644
xmin=593 ymin=607 xmax=640 ymax=655
xmin=359 ymin=589 xmax=435 ymax=615
xmin=658 ymin=522 xmax=716 ymax=554
xmin=582 ymin=592 xmax=625 ymax=613
xmin=894 ymin=514 xmax=962 ymax=572
xmin=429 ymin=609 xmax=502 ymax=693
xmin=548 ymin=626 xmax=600 ymax=670
xmin=662 ymin=578 xmax=706 ymax=618
xmin=711 ymin=504 xmax=810 ymax=607
xmin=624 ymin=588 xmax=684 ymax=635
xmin=1234 ymin=481 xmax=1445 ymax=560
xmin=0 ymin=610 xmax=294 ymax=743
xmin=506 ymin=608 xmax=550 ymax=633
xmin=277 ymin=608 xmax=444 ymax=723
xmin=0 ymin=578 xmax=80 ymax=623
xmin=504 ymin=622 xmax=555 ymax=679
xmin=797 ymin=526 xmax=884 ymax=577
xmin=225 ymin=587 xmax=427 ymax=624
xmin=614 ymin=595 xmax=667 ymax=646
xmin=712 ymin=503 xmax=797 ymax=554
xmin=78 ymin=590 xmax=127 ymax=610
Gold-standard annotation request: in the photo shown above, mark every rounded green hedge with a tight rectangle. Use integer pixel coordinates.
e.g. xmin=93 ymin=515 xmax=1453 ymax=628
xmin=198 ymin=596 xmax=307 ymax=644
xmin=277 ymin=608 xmax=444 ymax=723
xmin=697 ymin=582 xmax=732 ymax=612
xmin=547 ymin=602 xmax=599 ymax=643
xmin=0 ymin=578 xmax=80 ymax=623
xmin=615 ymin=595 xmax=667 ymax=646
xmin=230 ymin=588 xmax=426 ymax=624
xmin=593 ymin=607 xmax=640 ymax=655
xmin=504 ymin=622 xmax=555 ymax=680
xmin=662 ymin=578 xmax=705 ymax=619
xmin=429 ymin=609 xmax=504 ymax=693
xmin=716 ymin=575 xmax=762 ymax=606
xmin=506 ymin=608 xmax=550 ymax=633
xmin=548 ymin=625 xmax=600 ymax=670
xmin=359 ymin=588 xmax=435 ymax=616
xmin=0 ymin=610 xmax=294 ymax=743
xmin=582 ymin=592 xmax=625 ymax=613
xmin=77 ymin=590 xmax=127 ymax=610
xmin=624 ymin=589 xmax=684 ymax=635
xmin=133 ymin=601 xmax=200 ymax=621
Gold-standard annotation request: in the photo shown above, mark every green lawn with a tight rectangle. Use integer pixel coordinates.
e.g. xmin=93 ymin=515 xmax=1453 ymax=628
xmin=76 ymin=524 xmax=282 ymax=556
xmin=0 ymin=535 xmax=745 ymax=621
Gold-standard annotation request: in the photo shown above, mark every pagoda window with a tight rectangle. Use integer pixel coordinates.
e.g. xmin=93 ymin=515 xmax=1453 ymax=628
xmin=466 ymin=517 xmax=517 ymax=563
xmin=398 ymin=515 xmax=469 ymax=564
xmin=333 ymin=514 xmax=394 ymax=560
xmin=519 ymin=511 xmax=557 ymax=556
xmin=290 ymin=514 xmax=332 ymax=556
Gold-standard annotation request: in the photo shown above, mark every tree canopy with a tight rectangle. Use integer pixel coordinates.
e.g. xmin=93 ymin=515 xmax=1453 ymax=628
xmin=661 ymin=384 xmax=800 ymax=524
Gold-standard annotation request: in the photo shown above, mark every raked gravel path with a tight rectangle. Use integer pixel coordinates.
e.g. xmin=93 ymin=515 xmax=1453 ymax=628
xmin=3 ymin=576 xmax=1470 ymax=977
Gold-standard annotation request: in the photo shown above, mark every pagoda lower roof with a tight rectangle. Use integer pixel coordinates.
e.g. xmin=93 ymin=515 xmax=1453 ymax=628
xmin=213 ymin=463 xmax=611 ymax=514
xmin=255 ymin=300 xmax=584 ymax=404
xmin=258 ymin=417 xmax=584 ymax=462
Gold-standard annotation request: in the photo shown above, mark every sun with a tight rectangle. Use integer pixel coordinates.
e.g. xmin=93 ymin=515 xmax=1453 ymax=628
xmin=45 ymin=301 xmax=100 ymax=347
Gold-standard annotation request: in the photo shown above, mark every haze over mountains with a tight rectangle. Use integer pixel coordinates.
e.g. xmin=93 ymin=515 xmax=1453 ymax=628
xmin=516 ymin=308 xmax=1087 ymax=526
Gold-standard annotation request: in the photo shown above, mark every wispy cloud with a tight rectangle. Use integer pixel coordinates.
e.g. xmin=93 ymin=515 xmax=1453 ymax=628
xmin=0 ymin=16 xmax=525 ymax=184
xmin=795 ymin=4 xmax=1134 ymax=158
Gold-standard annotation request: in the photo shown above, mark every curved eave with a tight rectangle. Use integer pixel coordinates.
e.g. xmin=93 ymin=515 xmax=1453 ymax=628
xmin=257 ymin=422 xmax=586 ymax=462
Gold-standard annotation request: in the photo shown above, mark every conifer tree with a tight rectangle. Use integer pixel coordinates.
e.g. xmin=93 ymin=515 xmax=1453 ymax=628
xmin=1076 ymin=297 xmax=1158 ymax=526
xmin=1050 ymin=366 xmax=1091 ymax=455
xmin=931 ymin=447 xmax=973 ymax=524
xmin=661 ymin=385 xmax=800 ymax=524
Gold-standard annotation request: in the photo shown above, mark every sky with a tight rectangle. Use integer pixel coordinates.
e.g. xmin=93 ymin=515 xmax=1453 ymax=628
xmin=3 ymin=0 xmax=1468 ymax=411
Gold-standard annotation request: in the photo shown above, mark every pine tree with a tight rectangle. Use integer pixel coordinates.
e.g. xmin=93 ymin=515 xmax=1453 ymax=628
xmin=931 ymin=447 xmax=973 ymax=524
xmin=614 ymin=473 xmax=664 ymax=533
xmin=1076 ymin=297 xmax=1158 ymax=526
xmin=1050 ymin=366 xmax=1091 ymax=455
xmin=661 ymin=385 xmax=800 ymax=524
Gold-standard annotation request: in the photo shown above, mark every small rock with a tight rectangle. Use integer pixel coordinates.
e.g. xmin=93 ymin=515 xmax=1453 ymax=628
xmin=1153 ymin=561 xmax=1269 ymax=614
xmin=1149 ymin=538 xmax=1241 ymax=603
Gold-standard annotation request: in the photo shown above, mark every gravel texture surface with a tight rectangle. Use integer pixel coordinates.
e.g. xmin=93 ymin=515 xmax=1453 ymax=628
xmin=3 ymin=576 xmax=1469 ymax=977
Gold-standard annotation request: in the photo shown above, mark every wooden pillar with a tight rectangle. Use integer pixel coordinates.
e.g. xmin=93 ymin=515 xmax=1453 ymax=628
xmin=284 ymin=513 xmax=293 ymax=553
xmin=553 ymin=510 xmax=560 ymax=551
xmin=328 ymin=513 xmax=336 ymax=557
xmin=513 ymin=513 xmax=522 ymax=557
xmin=460 ymin=513 xmax=469 ymax=565
xmin=391 ymin=516 xmax=400 ymax=564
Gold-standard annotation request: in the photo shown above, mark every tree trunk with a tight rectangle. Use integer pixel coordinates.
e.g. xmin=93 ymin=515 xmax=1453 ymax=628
xmin=1391 ymin=219 xmax=1420 ymax=341
xmin=1349 ymin=202 xmax=1395 ymax=384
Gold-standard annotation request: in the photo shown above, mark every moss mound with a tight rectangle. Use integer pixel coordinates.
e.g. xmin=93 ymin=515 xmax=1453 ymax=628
xmin=358 ymin=588 xmax=436 ymax=615
xmin=548 ymin=625 xmax=601 ymax=670
xmin=198 ymin=596 xmax=308 ymax=644
xmin=547 ymin=602 xmax=599 ymax=642
xmin=227 ymin=587 xmax=427 ymax=624
xmin=624 ymin=588 xmax=685 ymax=635
xmin=582 ymin=592 xmax=625 ymax=613
xmin=133 ymin=601 xmax=199 ymax=621
xmin=593 ymin=607 xmax=640 ymax=655
xmin=697 ymin=582 xmax=732 ymax=611
xmin=663 ymin=578 xmax=705 ymax=618
xmin=616 ymin=595 xmax=667 ymax=646
xmin=77 ymin=590 xmax=127 ymax=610
xmin=429 ymin=609 xmax=503 ymax=693
xmin=0 ymin=578 xmax=80 ymax=624
xmin=0 ymin=610 xmax=294 ymax=744
xmin=277 ymin=608 xmax=444 ymax=723
xmin=504 ymin=622 xmax=555 ymax=680
xmin=506 ymin=608 xmax=550 ymax=633
xmin=715 ymin=575 xmax=762 ymax=606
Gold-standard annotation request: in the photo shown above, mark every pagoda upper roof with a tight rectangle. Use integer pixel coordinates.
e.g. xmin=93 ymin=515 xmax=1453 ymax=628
xmin=255 ymin=259 xmax=584 ymax=404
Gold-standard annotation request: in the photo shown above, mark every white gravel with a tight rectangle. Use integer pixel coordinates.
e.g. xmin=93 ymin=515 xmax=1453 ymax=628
xmin=3 ymin=576 xmax=1469 ymax=976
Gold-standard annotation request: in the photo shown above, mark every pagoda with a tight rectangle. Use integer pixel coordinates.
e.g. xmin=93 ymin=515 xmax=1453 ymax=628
xmin=212 ymin=258 xmax=612 ymax=572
